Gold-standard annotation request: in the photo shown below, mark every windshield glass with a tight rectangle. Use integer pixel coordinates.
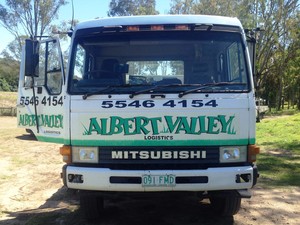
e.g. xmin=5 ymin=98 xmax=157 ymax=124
xmin=69 ymin=30 xmax=250 ymax=94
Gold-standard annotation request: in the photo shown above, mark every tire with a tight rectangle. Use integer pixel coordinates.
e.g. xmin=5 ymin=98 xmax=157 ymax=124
xmin=80 ymin=191 xmax=104 ymax=220
xmin=256 ymin=110 xmax=261 ymax=122
xmin=209 ymin=192 xmax=241 ymax=216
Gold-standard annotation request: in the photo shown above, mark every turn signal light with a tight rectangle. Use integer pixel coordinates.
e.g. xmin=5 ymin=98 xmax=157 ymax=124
xmin=248 ymin=145 xmax=260 ymax=162
xmin=60 ymin=145 xmax=71 ymax=164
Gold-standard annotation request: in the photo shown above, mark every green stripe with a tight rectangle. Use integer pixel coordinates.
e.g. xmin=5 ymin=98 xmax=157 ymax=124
xmin=71 ymin=138 xmax=256 ymax=146
xmin=36 ymin=136 xmax=256 ymax=146
xmin=249 ymin=138 xmax=256 ymax=145
xmin=36 ymin=136 xmax=69 ymax=144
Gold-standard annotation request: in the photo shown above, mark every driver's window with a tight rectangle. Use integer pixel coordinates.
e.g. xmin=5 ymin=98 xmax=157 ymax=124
xmin=73 ymin=44 xmax=85 ymax=81
xmin=227 ymin=42 xmax=246 ymax=82
xmin=22 ymin=39 xmax=63 ymax=93
xmin=35 ymin=42 xmax=46 ymax=86
xmin=46 ymin=41 xmax=62 ymax=94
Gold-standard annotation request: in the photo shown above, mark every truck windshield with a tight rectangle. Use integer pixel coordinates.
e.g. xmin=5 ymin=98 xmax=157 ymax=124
xmin=69 ymin=30 xmax=250 ymax=95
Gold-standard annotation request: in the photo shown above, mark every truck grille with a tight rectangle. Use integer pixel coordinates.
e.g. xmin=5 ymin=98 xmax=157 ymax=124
xmin=98 ymin=146 xmax=219 ymax=170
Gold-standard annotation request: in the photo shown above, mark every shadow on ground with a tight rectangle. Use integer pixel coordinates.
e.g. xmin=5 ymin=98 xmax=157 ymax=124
xmin=1 ymin=188 xmax=235 ymax=225
xmin=16 ymin=133 xmax=37 ymax=141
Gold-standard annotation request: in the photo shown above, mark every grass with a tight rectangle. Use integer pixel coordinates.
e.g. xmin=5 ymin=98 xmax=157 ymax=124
xmin=0 ymin=91 xmax=18 ymax=116
xmin=265 ymin=106 xmax=299 ymax=117
xmin=256 ymin=112 xmax=300 ymax=187
xmin=0 ymin=91 xmax=18 ymax=107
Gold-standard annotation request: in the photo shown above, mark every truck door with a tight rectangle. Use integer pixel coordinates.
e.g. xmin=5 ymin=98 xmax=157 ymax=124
xmin=17 ymin=38 xmax=69 ymax=144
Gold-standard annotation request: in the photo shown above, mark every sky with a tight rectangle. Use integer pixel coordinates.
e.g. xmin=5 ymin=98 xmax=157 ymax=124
xmin=0 ymin=0 xmax=172 ymax=52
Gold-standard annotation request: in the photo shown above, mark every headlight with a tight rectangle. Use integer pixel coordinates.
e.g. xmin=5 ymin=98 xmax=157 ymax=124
xmin=72 ymin=146 xmax=99 ymax=163
xmin=219 ymin=146 xmax=247 ymax=163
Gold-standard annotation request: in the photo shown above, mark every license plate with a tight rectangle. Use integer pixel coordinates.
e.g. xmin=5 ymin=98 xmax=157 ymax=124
xmin=142 ymin=174 xmax=176 ymax=187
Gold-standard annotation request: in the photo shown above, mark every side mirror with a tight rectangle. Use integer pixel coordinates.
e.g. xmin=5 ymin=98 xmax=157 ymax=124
xmin=25 ymin=39 xmax=39 ymax=77
xmin=245 ymin=33 xmax=256 ymax=75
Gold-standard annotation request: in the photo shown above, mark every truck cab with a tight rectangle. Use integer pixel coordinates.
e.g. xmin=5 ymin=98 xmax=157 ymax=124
xmin=17 ymin=15 xmax=259 ymax=219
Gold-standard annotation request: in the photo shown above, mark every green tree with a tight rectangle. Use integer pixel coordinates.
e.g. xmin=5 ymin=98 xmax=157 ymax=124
xmin=169 ymin=0 xmax=195 ymax=14
xmin=170 ymin=0 xmax=256 ymax=27
xmin=108 ymin=0 xmax=158 ymax=16
xmin=254 ymin=0 xmax=299 ymax=109
xmin=0 ymin=0 xmax=68 ymax=60
xmin=0 ymin=58 xmax=19 ymax=91
xmin=0 ymin=77 xmax=11 ymax=91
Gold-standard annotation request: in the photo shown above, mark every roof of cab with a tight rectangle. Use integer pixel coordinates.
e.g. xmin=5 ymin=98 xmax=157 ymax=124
xmin=74 ymin=14 xmax=243 ymax=31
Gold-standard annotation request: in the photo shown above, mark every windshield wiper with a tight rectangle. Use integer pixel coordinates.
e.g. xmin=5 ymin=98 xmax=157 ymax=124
xmin=82 ymin=84 xmax=151 ymax=99
xmin=129 ymin=86 xmax=161 ymax=98
xmin=129 ymin=84 xmax=186 ymax=98
xmin=82 ymin=86 xmax=116 ymax=100
xmin=178 ymin=82 xmax=247 ymax=98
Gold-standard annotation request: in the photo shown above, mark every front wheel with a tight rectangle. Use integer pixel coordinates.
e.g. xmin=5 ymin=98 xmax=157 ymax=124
xmin=80 ymin=191 xmax=104 ymax=220
xmin=209 ymin=191 xmax=241 ymax=216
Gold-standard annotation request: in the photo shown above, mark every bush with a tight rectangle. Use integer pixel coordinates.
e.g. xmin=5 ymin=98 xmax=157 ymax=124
xmin=0 ymin=77 xmax=11 ymax=91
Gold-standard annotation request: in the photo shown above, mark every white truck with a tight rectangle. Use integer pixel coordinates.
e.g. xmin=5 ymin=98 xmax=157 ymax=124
xmin=17 ymin=15 xmax=260 ymax=219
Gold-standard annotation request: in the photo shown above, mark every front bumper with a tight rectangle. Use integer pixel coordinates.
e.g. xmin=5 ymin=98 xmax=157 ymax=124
xmin=62 ymin=165 xmax=257 ymax=192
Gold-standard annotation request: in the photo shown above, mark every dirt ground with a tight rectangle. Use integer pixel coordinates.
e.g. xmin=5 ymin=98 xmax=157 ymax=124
xmin=0 ymin=116 xmax=299 ymax=225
